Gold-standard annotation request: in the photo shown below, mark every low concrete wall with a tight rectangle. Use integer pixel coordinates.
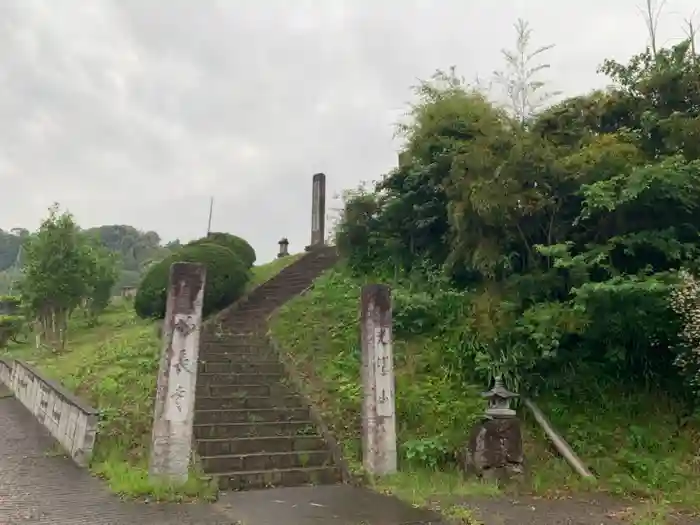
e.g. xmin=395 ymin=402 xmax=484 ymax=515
xmin=0 ymin=358 xmax=99 ymax=467
xmin=0 ymin=358 xmax=12 ymax=386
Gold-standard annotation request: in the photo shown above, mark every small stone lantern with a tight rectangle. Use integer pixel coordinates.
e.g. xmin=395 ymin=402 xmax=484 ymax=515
xmin=277 ymin=237 xmax=290 ymax=258
xmin=482 ymin=375 xmax=518 ymax=418
xmin=464 ymin=374 xmax=524 ymax=483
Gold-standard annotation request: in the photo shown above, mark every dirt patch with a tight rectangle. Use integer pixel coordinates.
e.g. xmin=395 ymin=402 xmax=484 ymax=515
xmin=448 ymin=494 xmax=697 ymax=525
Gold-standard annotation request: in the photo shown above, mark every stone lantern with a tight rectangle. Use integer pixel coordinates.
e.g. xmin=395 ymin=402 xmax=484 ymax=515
xmin=277 ymin=237 xmax=290 ymax=258
xmin=464 ymin=374 xmax=524 ymax=483
xmin=482 ymin=375 xmax=518 ymax=418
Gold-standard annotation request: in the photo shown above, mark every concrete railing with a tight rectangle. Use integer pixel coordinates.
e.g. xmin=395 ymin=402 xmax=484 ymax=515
xmin=0 ymin=358 xmax=99 ymax=467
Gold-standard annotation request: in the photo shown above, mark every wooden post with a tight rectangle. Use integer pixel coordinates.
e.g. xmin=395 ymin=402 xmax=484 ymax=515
xmin=360 ymin=284 xmax=397 ymax=475
xmin=148 ymin=262 xmax=206 ymax=484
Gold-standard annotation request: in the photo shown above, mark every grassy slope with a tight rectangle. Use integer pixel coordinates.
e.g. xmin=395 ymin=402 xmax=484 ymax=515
xmin=246 ymin=253 xmax=303 ymax=290
xmin=271 ymin=267 xmax=700 ymax=515
xmin=0 ymin=257 xmax=297 ymax=500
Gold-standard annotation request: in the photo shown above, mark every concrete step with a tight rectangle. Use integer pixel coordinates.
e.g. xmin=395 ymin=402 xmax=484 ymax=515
xmin=201 ymin=450 xmax=332 ymax=472
xmin=195 ymin=394 xmax=304 ymax=410
xmin=196 ymin=383 xmax=293 ymax=398
xmin=198 ymin=361 xmax=283 ymax=374
xmin=197 ymin=435 xmax=326 ymax=456
xmin=194 ymin=420 xmax=317 ymax=439
xmin=197 ymin=372 xmax=285 ymax=386
xmin=216 ymin=466 xmax=342 ymax=490
xmin=195 ymin=407 xmax=309 ymax=425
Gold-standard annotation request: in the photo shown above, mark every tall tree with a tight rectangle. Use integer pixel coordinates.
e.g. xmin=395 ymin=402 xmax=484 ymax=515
xmin=492 ymin=18 xmax=560 ymax=126
xmin=20 ymin=205 xmax=104 ymax=349
xmin=639 ymin=0 xmax=668 ymax=57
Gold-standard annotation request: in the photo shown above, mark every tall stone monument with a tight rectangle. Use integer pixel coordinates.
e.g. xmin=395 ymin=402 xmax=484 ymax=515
xmin=149 ymin=262 xmax=206 ymax=484
xmin=307 ymin=172 xmax=326 ymax=250
xmin=360 ymin=284 xmax=397 ymax=476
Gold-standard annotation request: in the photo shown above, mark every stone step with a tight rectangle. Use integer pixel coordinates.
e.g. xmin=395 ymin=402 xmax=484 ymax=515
xmin=197 ymin=435 xmax=326 ymax=456
xmin=194 ymin=420 xmax=317 ymax=439
xmin=201 ymin=450 xmax=332 ymax=472
xmin=195 ymin=407 xmax=309 ymax=425
xmin=201 ymin=342 xmax=269 ymax=353
xmin=198 ymin=361 xmax=283 ymax=374
xmin=201 ymin=338 xmax=266 ymax=348
xmin=195 ymin=394 xmax=304 ymax=410
xmin=216 ymin=466 xmax=342 ymax=491
xmin=218 ymin=321 xmax=266 ymax=330
xmin=243 ymin=291 xmax=305 ymax=305
xmin=244 ymin=286 xmax=311 ymax=300
xmin=197 ymin=372 xmax=285 ymax=386
xmin=196 ymin=383 xmax=293 ymax=398
xmin=198 ymin=352 xmax=276 ymax=363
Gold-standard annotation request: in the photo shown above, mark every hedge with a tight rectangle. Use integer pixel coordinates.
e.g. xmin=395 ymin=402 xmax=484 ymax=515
xmin=134 ymin=243 xmax=250 ymax=319
xmin=188 ymin=232 xmax=256 ymax=268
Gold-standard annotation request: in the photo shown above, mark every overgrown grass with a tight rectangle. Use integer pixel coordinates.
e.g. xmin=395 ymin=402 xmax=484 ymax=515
xmin=247 ymin=253 xmax=303 ymax=290
xmin=271 ymin=269 xmax=497 ymax=506
xmin=1 ymin=299 xmax=217 ymax=501
xmin=270 ymin=266 xmax=700 ymax=517
xmin=524 ymin=387 xmax=700 ymax=509
xmin=0 ymin=257 xmax=300 ymax=501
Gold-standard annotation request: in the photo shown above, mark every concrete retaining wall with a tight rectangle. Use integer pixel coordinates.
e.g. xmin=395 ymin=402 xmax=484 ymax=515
xmin=0 ymin=358 xmax=99 ymax=467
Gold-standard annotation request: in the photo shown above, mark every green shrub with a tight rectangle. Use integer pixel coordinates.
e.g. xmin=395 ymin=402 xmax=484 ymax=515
xmin=0 ymin=294 xmax=21 ymax=314
xmin=188 ymin=232 xmax=256 ymax=268
xmin=0 ymin=314 xmax=25 ymax=347
xmin=134 ymin=243 xmax=250 ymax=319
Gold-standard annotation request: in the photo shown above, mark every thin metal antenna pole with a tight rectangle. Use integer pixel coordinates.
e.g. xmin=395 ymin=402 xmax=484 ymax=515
xmin=206 ymin=197 xmax=214 ymax=236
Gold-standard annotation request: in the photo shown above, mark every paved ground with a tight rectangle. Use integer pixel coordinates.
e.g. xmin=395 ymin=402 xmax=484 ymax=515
xmin=0 ymin=391 xmax=443 ymax=524
xmin=4 ymin=387 xmax=695 ymax=525
xmin=218 ymin=486 xmax=442 ymax=525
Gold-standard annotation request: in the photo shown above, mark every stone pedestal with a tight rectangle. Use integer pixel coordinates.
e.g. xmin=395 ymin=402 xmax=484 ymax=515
xmin=465 ymin=417 xmax=524 ymax=484
xmin=148 ymin=262 xmax=206 ymax=484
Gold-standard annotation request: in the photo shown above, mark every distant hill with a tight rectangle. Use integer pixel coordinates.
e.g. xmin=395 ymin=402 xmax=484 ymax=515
xmin=0 ymin=228 xmax=27 ymax=272
xmin=0 ymin=224 xmax=175 ymax=294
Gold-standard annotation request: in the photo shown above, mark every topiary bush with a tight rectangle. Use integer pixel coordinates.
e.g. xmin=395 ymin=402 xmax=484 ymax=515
xmin=134 ymin=243 xmax=250 ymax=319
xmin=188 ymin=232 xmax=256 ymax=268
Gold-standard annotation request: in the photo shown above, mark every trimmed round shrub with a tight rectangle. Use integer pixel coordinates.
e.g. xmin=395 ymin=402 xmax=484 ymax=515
xmin=188 ymin=232 xmax=256 ymax=268
xmin=134 ymin=243 xmax=250 ymax=319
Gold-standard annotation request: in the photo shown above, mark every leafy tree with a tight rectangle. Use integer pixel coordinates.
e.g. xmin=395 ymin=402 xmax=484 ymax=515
xmin=18 ymin=205 xmax=120 ymax=348
xmin=19 ymin=206 xmax=96 ymax=349
xmin=336 ymin=30 xmax=700 ymax=400
xmin=83 ymin=244 xmax=119 ymax=325
xmin=86 ymin=224 xmax=170 ymax=272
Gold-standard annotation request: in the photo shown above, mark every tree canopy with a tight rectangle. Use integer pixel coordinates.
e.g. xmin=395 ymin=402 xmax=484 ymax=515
xmin=336 ymin=34 xmax=700 ymax=399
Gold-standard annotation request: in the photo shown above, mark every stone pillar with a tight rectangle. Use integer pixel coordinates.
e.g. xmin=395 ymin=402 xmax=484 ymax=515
xmin=148 ymin=262 xmax=206 ymax=484
xmin=360 ymin=284 xmax=397 ymax=476
xmin=308 ymin=172 xmax=326 ymax=249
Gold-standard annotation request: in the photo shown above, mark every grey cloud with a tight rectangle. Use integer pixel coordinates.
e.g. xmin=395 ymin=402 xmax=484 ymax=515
xmin=0 ymin=0 xmax=697 ymax=261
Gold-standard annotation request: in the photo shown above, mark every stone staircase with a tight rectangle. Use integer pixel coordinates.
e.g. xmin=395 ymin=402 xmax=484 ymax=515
xmin=194 ymin=246 xmax=341 ymax=490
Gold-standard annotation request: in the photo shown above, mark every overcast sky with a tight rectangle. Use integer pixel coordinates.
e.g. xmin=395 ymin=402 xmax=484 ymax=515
xmin=0 ymin=0 xmax=696 ymax=262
